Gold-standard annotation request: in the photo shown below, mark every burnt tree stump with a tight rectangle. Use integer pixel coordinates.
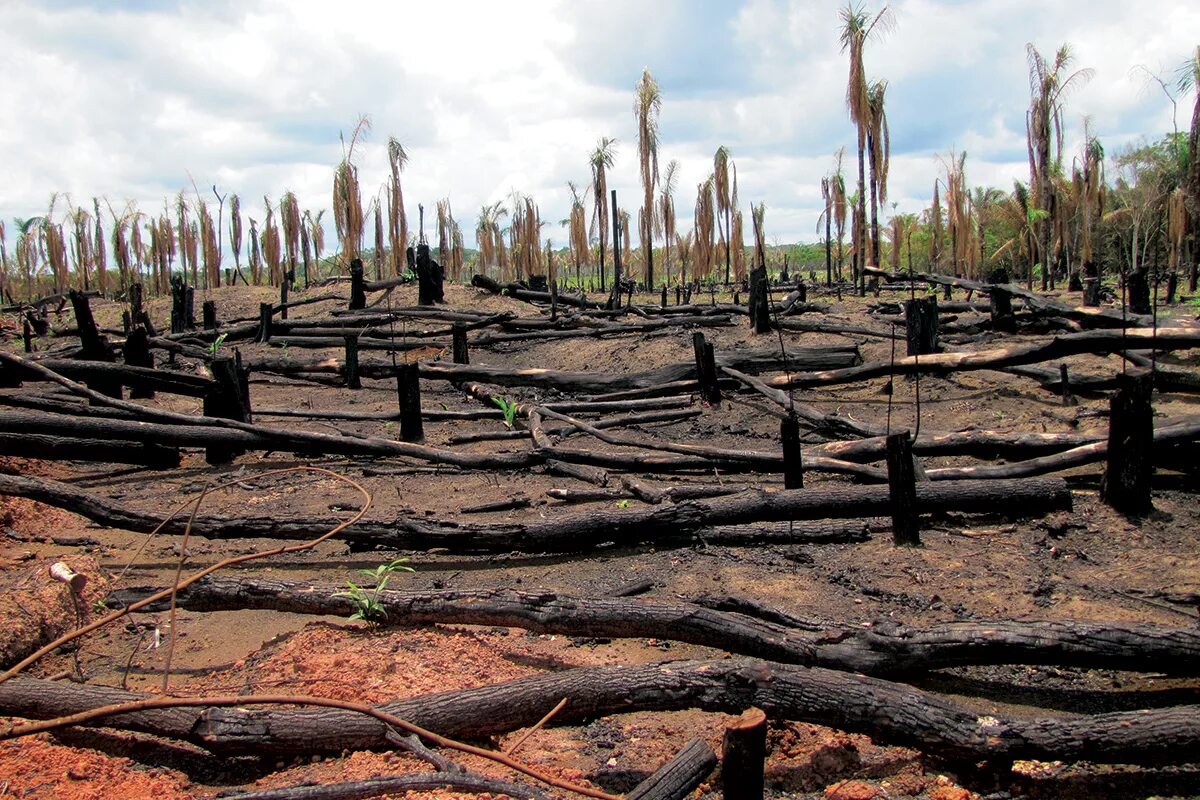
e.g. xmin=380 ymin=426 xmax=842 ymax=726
xmin=1128 ymin=269 xmax=1151 ymax=315
xmin=903 ymin=296 xmax=939 ymax=356
xmin=256 ymin=303 xmax=274 ymax=343
xmin=349 ymin=259 xmax=366 ymax=310
xmin=692 ymin=332 xmax=721 ymax=406
xmin=396 ymin=363 xmax=424 ymax=443
xmin=452 ymin=324 xmax=469 ymax=365
xmin=415 ymin=245 xmax=444 ymax=306
xmin=344 ymin=335 xmax=361 ymax=390
xmin=988 ymin=268 xmax=1017 ymax=334
xmin=202 ymin=300 xmax=217 ymax=330
xmin=1101 ymin=368 xmax=1153 ymax=515
xmin=70 ymin=289 xmax=121 ymax=399
xmin=781 ymin=412 xmax=803 ymax=490
xmin=203 ymin=355 xmax=250 ymax=464
xmin=886 ymin=431 xmax=920 ymax=546
xmin=124 ymin=328 xmax=155 ymax=399
xmin=169 ymin=278 xmax=187 ymax=334
xmin=749 ymin=265 xmax=771 ymax=334
xmin=721 ymin=707 xmax=767 ymax=800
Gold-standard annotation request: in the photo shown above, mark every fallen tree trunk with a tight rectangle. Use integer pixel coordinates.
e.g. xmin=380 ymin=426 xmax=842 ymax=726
xmin=0 ymin=433 xmax=180 ymax=467
xmin=0 ymin=472 xmax=1071 ymax=553
xmin=8 ymin=359 xmax=215 ymax=398
xmin=2 ymin=659 xmax=1197 ymax=766
xmin=764 ymin=329 xmax=1200 ymax=389
xmin=0 ymin=410 xmax=539 ymax=471
xmin=109 ymin=579 xmax=1200 ymax=678
xmin=923 ymin=419 xmax=1200 ymax=481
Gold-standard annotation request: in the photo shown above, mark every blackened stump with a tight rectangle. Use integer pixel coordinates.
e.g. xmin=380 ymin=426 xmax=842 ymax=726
xmin=886 ymin=431 xmax=920 ymax=546
xmin=1101 ymin=368 xmax=1153 ymax=515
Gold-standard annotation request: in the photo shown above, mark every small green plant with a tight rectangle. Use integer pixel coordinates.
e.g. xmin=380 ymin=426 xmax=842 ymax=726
xmin=615 ymin=499 xmax=631 ymax=509
xmin=492 ymin=395 xmax=519 ymax=428
xmin=332 ymin=558 xmax=414 ymax=624
xmin=207 ymin=332 xmax=228 ymax=357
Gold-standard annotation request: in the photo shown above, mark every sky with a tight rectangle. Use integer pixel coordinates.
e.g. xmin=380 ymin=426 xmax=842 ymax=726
xmin=1 ymin=0 xmax=1197 ymax=249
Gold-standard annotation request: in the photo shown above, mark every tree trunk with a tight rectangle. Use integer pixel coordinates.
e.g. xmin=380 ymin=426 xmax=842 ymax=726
xmin=4 ymin=660 xmax=1199 ymax=766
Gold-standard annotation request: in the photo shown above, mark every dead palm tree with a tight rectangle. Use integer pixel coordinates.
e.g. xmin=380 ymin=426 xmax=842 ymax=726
xmin=928 ymin=182 xmax=944 ymax=273
xmin=1073 ymin=127 xmax=1106 ymax=291
xmin=69 ymin=205 xmax=93 ymax=291
xmin=280 ymin=191 xmax=301 ymax=278
xmin=589 ymin=137 xmax=617 ymax=290
xmin=229 ymin=194 xmax=243 ymax=284
xmin=175 ymin=192 xmax=193 ymax=286
xmin=840 ymin=3 xmax=893 ymax=289
xmin=373 ymin=198 xmax=385 ymax=279
xmin=567 ymin=182 xmax=589 ymax=287
xmin=676 ymin=230 xmax=694 ymax=285
xmin=475 ymin=201 xmax=506 ymax=278
xmin=198 ymin=201 xmax=220 ymax=289
xmin=713 ymin=146 xmax=738 ymax=284
xmin=832 ymin=167 xmax=848 ymax=282
xmin=694 ymin=176 xmax=716 ymax=282
xmin=0 ymin=221 xmax=8 ymax=300
xmin=248 ymin=218 xmax=261 ymax=284
xmin=750 ymin=203 xmax=767 ymax=271
xmin=1026 ymin=43 xmax=1094 ymax=289
xmin=658 ymin=160 xmax=679 ymax=286
xmin=92 ymin=199 xmax=107 ymax=295
xmin=866 ymin=79 xmax=890 ymax=269
xmin=819 ymin=176 xmax=834 ymax=285
xmin=731 ymin=209 xmax=747 ymax=280
xmin=333 ymin=115 xmax=370 ymax=269
xmin=1177 ymin=46 xmax=1199 ymax=290
xmin=261 ymin=197 xmax=281 ymax=285
xmin=387 ymin=138 xmax=409 ymax=277
xmin=634 ymin=68 xmax=662 ymax=287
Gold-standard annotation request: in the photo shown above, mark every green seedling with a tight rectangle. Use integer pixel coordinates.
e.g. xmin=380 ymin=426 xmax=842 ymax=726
xmin=615 ymin=499 xmax=631 ymax=509
xmin=332 ymin=558 xmax=414 ymax=625
xmin=492 ymin=395 xmax=519 ymax=428
xmin=207 ymin=333 xmax=228 ymax=357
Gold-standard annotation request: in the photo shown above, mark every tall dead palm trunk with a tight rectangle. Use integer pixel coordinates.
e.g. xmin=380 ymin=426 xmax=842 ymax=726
xmin=714 ymin=146 xmax=737 ymax=284
xmin=676 ymin=231 xmax=693 ymax=285
xmin=1178 ymin=47 xmax=1199 ymax=291
xmin=0 ymin=222 xmax=8 ymax=300
xmin=248 ymin=218 xmax=261 ymax=284
xmin=929 ymin=182 xmax=944 ymax=273
xmin=694 ymin=176 xmax=716 ymax=282
xmin=229 ymin=194 xmax=243 ymax=284
xmin=333 ymin=116 xmax=370 ymax=270
xmin=840 ymin=3 xmax=892 ymax=290
xmin=866 ymin=79 xmax=890 ymax=270
xmin=634 ymin=68 xmax=662 ymax=288
xmin=658 ymin=160 xmax=679 ymax=286
xmin=833 ymin=169 xmax=848 ymax=282
xmin=92 ymin=199 xmax=107 ymax=295
xmin=70 ymin=206 xmax=93 ymax=291
xmin=1026 ymin=43 xmax=1093 ymax=290
xmin=387 ymin=138 xmax=409 ymax=277
xmin=820 ymin=176 xmax=834 ymax=286
xmin=567 ymin=183 xmax=589 ymax=287
xmin=589 ymin=137 xmax=617 ymax=291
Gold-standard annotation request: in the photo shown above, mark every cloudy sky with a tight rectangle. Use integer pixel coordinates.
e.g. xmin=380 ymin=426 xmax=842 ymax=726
xmin=2 ymin=0 xmax=1196 ymax=248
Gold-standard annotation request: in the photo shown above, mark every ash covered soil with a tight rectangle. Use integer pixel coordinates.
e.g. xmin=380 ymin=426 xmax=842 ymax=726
xmin=1 ymin=282 xmax=1199 ymax=799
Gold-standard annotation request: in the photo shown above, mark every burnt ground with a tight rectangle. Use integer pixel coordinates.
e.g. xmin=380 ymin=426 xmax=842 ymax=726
xmin=1 ymin=281 xmax=1199 ymax=800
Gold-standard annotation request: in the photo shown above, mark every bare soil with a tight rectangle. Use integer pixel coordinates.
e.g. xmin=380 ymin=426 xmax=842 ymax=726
xmin=1 ymin=281 xmax=1199 ymax=799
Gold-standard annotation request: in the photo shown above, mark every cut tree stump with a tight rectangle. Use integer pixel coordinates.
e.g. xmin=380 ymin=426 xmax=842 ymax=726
xmin=722 ymin=708 xmax=767 ymax=800
xmin=1101 ymin=368 xmax=1154 ymax=514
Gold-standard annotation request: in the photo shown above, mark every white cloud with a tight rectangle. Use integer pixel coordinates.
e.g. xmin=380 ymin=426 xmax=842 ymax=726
xmin=0 ymin=0 xmax=1195 ymax=250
